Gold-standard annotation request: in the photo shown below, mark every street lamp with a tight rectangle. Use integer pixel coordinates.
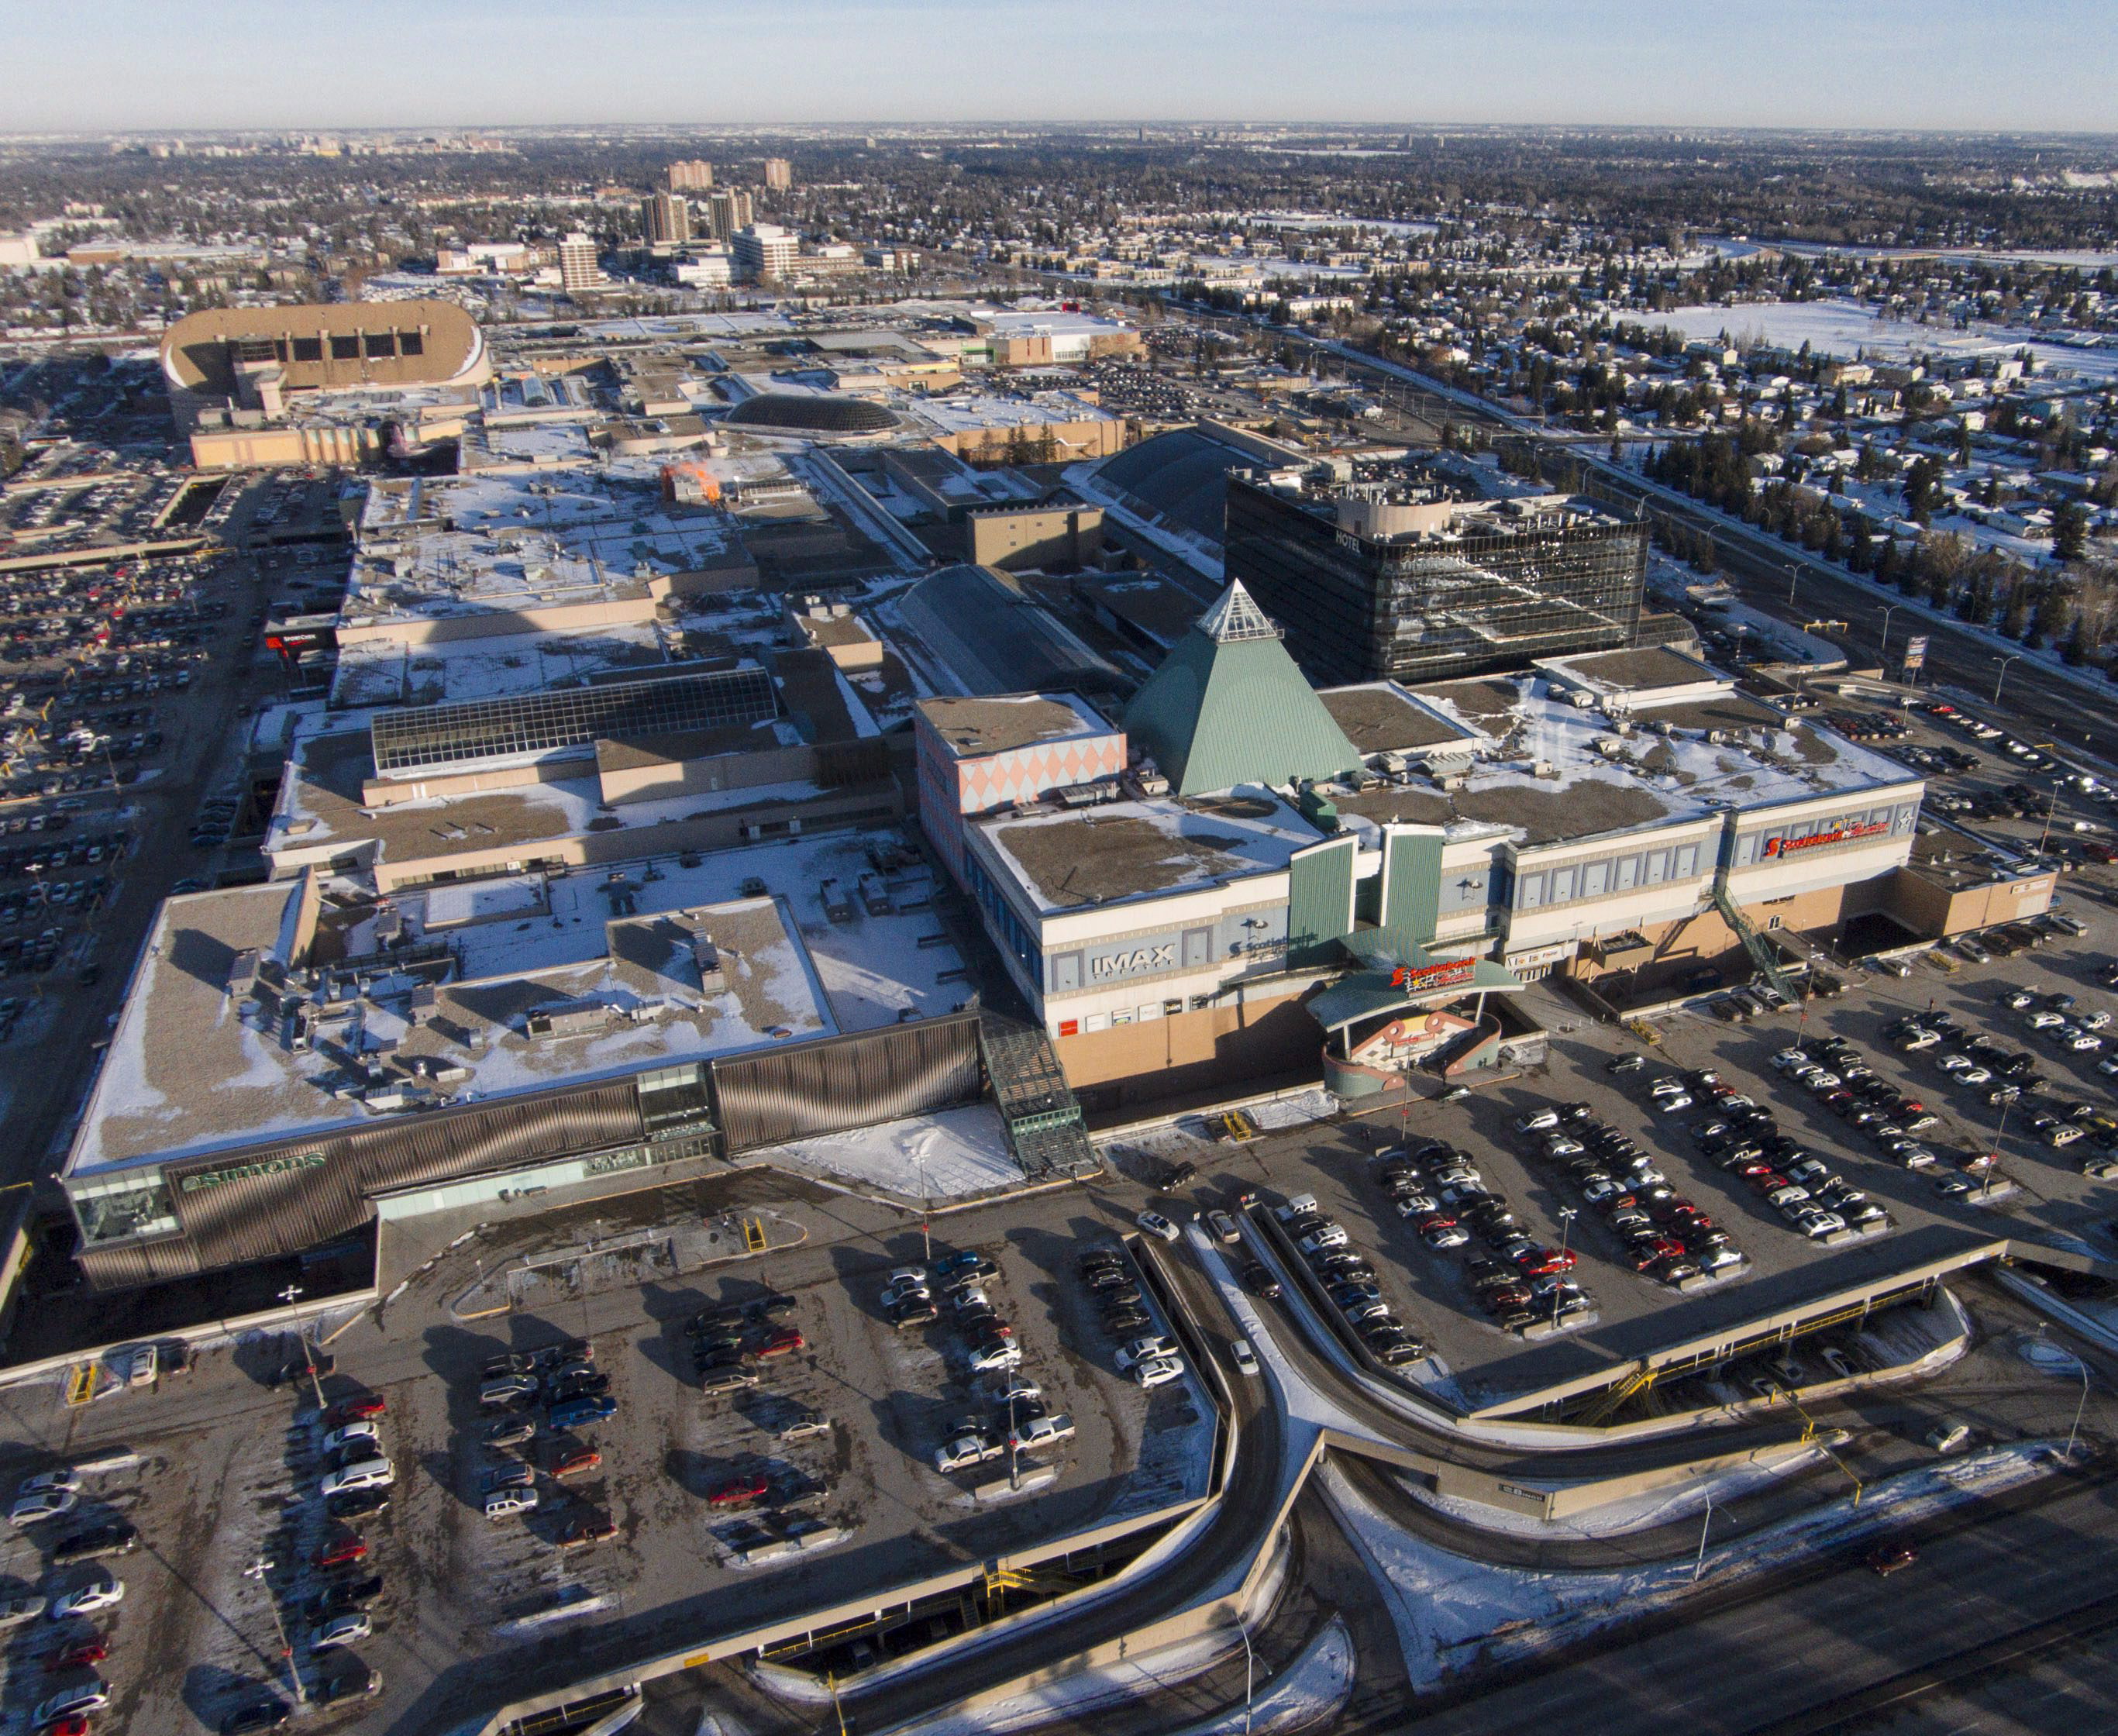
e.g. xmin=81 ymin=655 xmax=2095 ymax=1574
xmin=2067 ymin=1347 xmax=2091 ymax=1460
xmin=1693 ymin=1496 xmax=1717 ymax=1583
xmin=916 ymin=1150 xmax=931 ymax=1266
xmin=243 ymin=1555 xmax=303 ymax=1703
xmin=277 ymin=1283 xmax=325 ymax=1411
xmin=1876 ymin=603 xmax=1899 ymax=665
xmin=1552 ymin=1208 xmax=1578 ymax=1331
xmin=1995 ymin=654 xmax=2023 ymax=703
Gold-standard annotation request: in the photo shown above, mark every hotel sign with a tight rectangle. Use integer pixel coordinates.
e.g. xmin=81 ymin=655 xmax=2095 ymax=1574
xmin=1762 ymin=820 xmax=1890 ymax=859
xmin=179 ymin=1151 xmax=328 ymax=1194
xmin=1388 ymin=959 xmax=1476 ymax=994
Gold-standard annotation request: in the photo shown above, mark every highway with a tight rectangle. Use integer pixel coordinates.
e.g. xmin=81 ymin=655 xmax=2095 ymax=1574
xmin=1337 ymin=1459 xmax=2118 ymax=1736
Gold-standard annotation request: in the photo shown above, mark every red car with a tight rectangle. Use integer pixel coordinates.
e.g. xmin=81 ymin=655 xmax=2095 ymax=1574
xmin=708 ymin=1472 xmax=770 ymax=1508
xmin=549 ymin=1446 xmax=601 ymax=1479
xmin=315 ymin=1536 xmax=367 ymax=1570
xmin=1628 ymin=1238 xmax=1686 ymax=1271
xmin=53 ymin=1638 xmax=107 ymax=1670
xmin=1747 ymin=1170 xmax=1793 ymax=1194
xmin=1514 ymin=1248 xmax=1577 ymax=1276
xmin=41 ymin=1718 xmax=89 ymax=1736
xmin=753 ymin=1328 xmax=805 ymax=1359
xmin=324 ymin=1397 xmax=386 ymax=1427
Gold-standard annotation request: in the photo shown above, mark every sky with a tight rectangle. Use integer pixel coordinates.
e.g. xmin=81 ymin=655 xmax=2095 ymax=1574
xmin=3 ymin=0 xmax=2116 ymax=136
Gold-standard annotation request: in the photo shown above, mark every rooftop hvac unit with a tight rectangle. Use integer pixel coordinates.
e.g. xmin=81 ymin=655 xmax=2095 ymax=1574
xmin=227 ymin=948 xmax=260 ymax=1001
xmin=693 ymin=937 xmax=726 ymax=993
xmin=1706 ymin=729 xmax=1731 ymax=746
xmin=1591 ymin=736 xmax=1624 ymax=757
xmin=1533 ymin=760 xmax=1560 ymax=780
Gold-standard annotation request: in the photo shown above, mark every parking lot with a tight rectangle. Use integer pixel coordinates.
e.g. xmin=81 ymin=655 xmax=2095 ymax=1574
xmin=0 ymin=1165 xmax=1219 ymax=1734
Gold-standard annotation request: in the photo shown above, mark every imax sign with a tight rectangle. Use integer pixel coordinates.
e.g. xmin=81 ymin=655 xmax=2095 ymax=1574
xmin=1090 ymin=942 xmax=1176 ymax=980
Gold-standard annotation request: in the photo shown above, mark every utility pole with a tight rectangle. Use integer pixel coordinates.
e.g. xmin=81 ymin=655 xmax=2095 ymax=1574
xmin=277 ymin=1283 xmax=324 ymax=1410
xmin=917 ymin=1152 xmax=931 ymax=1266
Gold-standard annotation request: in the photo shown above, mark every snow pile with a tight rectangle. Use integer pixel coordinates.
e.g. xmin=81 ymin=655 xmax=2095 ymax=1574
xmin=1165 ymin=1617 xmax=1355 ymax=1736
xmin=763 ymin=1104 xmax=1025 ymax=1200
xmin=1323 ymin=1441 xmax=2068 ymax=1690
xmin=882 ymin=1624 xmax=1245 ymax=1736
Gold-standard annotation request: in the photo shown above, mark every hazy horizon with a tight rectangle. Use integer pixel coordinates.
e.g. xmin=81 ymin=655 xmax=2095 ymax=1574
xmin=8 ymin=0 xmax=2118 ymax=137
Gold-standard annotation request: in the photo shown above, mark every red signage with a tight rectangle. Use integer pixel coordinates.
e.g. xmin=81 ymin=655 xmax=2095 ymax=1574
xmin=1763 ymin=820 xmax=1889 ymax=859
xmin=1389 ymin=959 xmax=1476 ymax=994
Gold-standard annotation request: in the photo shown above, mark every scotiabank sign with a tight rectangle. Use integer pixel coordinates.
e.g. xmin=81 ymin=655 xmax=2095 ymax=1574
xmin=1389 ymin=959 xmax=1476 ymax=994
xmin=1763 ymin=820 xmax=1890 ymax=859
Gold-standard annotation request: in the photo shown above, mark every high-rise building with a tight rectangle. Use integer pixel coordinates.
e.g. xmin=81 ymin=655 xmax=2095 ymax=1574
xmin=704 ymin=189 xmax=754 ymax=241
xmin=763 ymin=157 xmax=793 ymax=191
xmin=557 ymin=232 xmax=603 ymax=294
xmin=1224 ymin=463 xmax=1647 ymax=687
xmin=731 ymin=224 xmax=797 ymax=284
xmin=640 ymin=192 xmax=691 ymax=246
xmin=666 ymin=159 xmax=714 ymax=191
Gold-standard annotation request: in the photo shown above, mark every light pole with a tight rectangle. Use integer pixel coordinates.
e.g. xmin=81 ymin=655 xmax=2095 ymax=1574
xmin=1995 ymin=654 xmax=2022 ymax=703
xmin=277 ymin=1283 xmax=324 ymax=1411
xmin=916 ymin=1150 xmax=931 ymax=1266
xmin=1238 ymin=1617 xmax=1255 ymax=1734
xmin=1693 ymin=1496 xmax=1717 ymax=1583
xmin=1552 ymin=1208 xmax=1578 ymax=1331
xmin=1787 ymin=563 xmax=1800 ymax=605
xmin=2068 ymin=1348 xmax=2091 ymax=1460
xmin=1876 ymin=603 xmax=1899 ymax=665
xmin=243 ymin=1555 xmax=302 ymax=1703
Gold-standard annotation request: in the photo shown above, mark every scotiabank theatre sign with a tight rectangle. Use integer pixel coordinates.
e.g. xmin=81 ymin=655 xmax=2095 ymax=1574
xmin=1762 ymin=818 xmax=1890 ymax=859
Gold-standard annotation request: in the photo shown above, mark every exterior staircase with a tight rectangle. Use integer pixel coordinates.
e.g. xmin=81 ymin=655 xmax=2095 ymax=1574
xmin=977 ymin=1014 xmax=1100 ymax=1181
xmin=1709 ymin=872 xmax=1800 ymax=1004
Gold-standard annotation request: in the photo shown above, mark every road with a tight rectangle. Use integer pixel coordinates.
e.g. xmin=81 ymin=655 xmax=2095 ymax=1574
xmin=1339 ymin=1459 xmax=2118 ymax=1736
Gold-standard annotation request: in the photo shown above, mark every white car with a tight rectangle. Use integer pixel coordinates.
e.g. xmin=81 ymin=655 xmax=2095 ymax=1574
xmin=320 ymin=1460 xmax=394 ymax=1498
xmin=33 ymin=1678 xmax=108 ymax=1723
xmin=982 ymin=1377 xmax=1042 ymax=1408
xmin=950 ymin=1286 xmax=994 ymax=1314
xmin=1770 ymin=1048 xmax=1808 ymax=1073
xmin=884 ymin=1265 xmax=928 ymax=1289
xmin=879 ymin=1279 xmax=930 ymax=1311
xmin=310 ymin=1611 xmax=372 ymax=1652
xmin=15 ymin=1469 xmax=79 ymax=1499
xmin=1652 ymin=1092 xmax=1693 ymax=1114
xmin=1230 ymin=1338 xmax=1261 ymax=1378
xmin=968 ymin=1342 xmax=1022 ymax=1374
xmin=1135 ymin=1211 xmax=1180 ymax=1242
xmin=1009 ymin=1414 xmax=1076 ymax=1452
xmin=484 ymin=1485 xmax=539 ymax=1519
xmin=1514 ymin=1108 xmax=1561 ymax=1132
xmin=50 ymin=1576 xmax=124 ymax=1620
xmin=1897 ymin=1028 xmax=1941 ymax=1050
xmin=1797 ymin=1210 xmax=1848 ymax=1239
xmin=935 ymin=1435 xmax=1003 ymax=1472
xmin=1115 ymin=1338 xmax=1174 ymax=1373
xmin=322 ymin=1422 xmax=381 ymax=1454
xmin=1298 ymin=1226 xmax=1348 ymax=1254
xmin=1205 ymin=1209 xmax=1241 ymax=1245
xmin=1131 ymin=1355 xmax=1184 ymax=1389
xmin=9 ymin=1490 xmax=76 ymax=1526
xmin=2027 ymin=1009 xmax=2067 ymax=1030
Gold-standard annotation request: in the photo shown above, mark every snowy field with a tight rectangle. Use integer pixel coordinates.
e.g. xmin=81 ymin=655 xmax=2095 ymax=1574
xmin=1649 ymin=299 xmax=2118 ymax=383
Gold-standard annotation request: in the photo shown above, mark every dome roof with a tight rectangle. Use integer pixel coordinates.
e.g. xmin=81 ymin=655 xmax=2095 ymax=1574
xmin=723 ymin=392 xmax=897 ymax=433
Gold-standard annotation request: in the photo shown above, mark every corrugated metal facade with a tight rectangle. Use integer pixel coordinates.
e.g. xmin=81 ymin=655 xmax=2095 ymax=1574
xmin=715 ymin=1014 xmax=985 ymax=1154
xmin=77 ymin=1018 xmax=987 ymax=1290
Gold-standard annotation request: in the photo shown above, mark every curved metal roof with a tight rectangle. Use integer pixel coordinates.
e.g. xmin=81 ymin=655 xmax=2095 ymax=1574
xmin=1090 ymin=428 xmax=1252 ymax=546
xmin=723 ymin=392 xmax=897 ymax=433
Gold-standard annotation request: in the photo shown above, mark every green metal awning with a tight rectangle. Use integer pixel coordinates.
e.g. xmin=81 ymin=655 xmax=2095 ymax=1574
xmin=1305 ymin=955 xmax=1523 ymax=1036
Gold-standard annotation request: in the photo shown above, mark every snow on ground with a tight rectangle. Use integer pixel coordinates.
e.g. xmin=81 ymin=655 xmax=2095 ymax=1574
xmin=1164 ymin=1616 xmax=1355 ymax=1736
xmin=1398 ymin=1443 xmax=1827 ymax=1541
xmin=1321 ymin=1440 xmax=2069 ymax=1690
xmin=761 ymin=1103 xmax=1024 ymax=1200
xmin=884 ymin=1624 xmax=1245 ymax=1736
xmin=1103 ymin=1370 xmax=1219 ymax=1521
xmin=1648 ymin=300 xmax=2118 ymax=383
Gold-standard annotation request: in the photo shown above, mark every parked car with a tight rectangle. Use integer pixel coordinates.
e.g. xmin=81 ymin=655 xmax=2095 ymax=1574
xmin=1135 ymin=1211 xmax=1180 ymax=1242
xmin=319 ymin=1461 xmax=393 ymax=1498
xmin=1131 ymin=1355 xmax=1184 ymax=1389
xmin=308 ymin=1612 xmax=372 ymax=1651
xmin=548 ymin=1395 xmax=618 ymax=1430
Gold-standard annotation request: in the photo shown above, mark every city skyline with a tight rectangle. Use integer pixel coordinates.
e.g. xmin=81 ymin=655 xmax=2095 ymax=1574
xmin=7 ymin=0 xmax=2118 ymax=134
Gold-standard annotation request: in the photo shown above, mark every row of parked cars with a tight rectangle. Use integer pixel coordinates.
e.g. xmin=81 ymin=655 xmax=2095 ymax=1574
xmin=1638 ymin=1063 xmax=1896 ymax=1240
xmin=686 ymin=1291 xmax=804 ymax=1394
xmin=1077 ymin=1245 xmax=1184 ymax=1386
xmin=2 ymin=1462 xmax=149 ymax=1736
xmin=880 ymin=1251 xmax=1022 ymax=1375
xmin=1269 ymin=1193 xmax=1426 ymax=1363
xmin=1394 ymin=1134 xmax=1600 ymax=1328
xmin=1515 ymin=1099 xmax=1744 ymax=1288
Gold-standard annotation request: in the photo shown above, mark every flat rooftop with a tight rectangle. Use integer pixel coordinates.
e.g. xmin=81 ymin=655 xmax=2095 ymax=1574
xmin=331 ymin=621 xmax=675 ymax=709
xmin=69 ymin=880 xmax=831 ymax=1179
xmin=916 ymin=692 xmax=1113 ymax=760
xmin=979 ymin=787 xmax=1321 ymax=914
xmin=1317 ymin=681 xmax=1485 ymax=756
xmin=1540 ymin=644 xmax=1719 ymax=695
